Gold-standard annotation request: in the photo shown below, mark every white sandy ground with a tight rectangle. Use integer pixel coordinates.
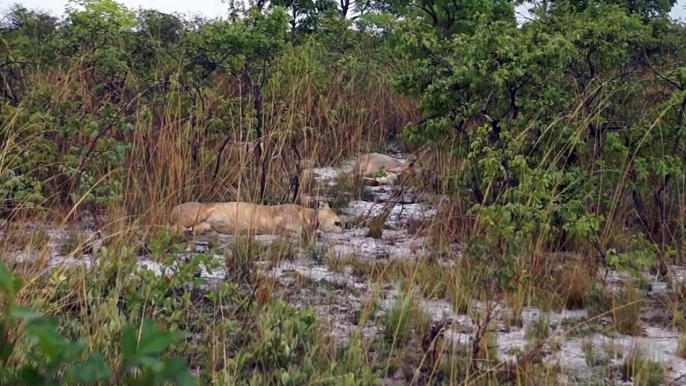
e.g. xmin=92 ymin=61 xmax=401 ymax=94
xmin=2 ymin=153 xmax=686 ymax=385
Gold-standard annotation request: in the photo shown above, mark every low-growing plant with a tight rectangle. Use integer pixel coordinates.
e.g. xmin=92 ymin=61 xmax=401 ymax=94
xmin=619 ymin=346 xmax=665 ymax=386
xmin=383 ymin=291 xmax=415 ymax=347
xmin=525 ymin=317 xmax=550 ymax=342
xmin=0 ymin=260 xmax=195 ymax=385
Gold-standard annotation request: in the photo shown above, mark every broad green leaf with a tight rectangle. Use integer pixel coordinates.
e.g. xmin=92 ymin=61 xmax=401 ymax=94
xmin=9 ymin=305 xmax=42 ymax=321
xmin=0 ymin=323 xmax=15 ymax=362
xmin=120 ymin=325 xmax=137 ymax=359
xmin=16 ymin=365 xmax=44 ymax=385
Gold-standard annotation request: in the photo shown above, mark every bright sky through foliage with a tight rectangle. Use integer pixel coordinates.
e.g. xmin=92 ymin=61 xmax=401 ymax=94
xmin=6 ymin=0 xmax=686 ymax=22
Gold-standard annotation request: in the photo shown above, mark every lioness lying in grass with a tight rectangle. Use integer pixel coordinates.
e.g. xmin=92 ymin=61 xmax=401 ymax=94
xmin=351 ymin=152 xmax=422 ymax=185
xmin=169 ymin=200 xmax=345 ymax=237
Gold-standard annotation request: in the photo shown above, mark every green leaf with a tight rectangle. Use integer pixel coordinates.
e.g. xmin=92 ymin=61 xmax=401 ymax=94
xmin=8 ymin=277 xmax=25 ymax=297
xmin=16 ymin=365 xmax=43 ymax=385
xmin=9 ymin=305 xmax=42 ymax=321
xmin=137 ymin=355 xmax=164 ymax=372
xmin=120 ymin=325 xmax=137 ymax=359
xmin=64 ymin=353 xmax=113 ymax=384
xmin=162 ymin=358 xmax=195 ymax=385
xmin=24 ymin=319 xmax=66 ymax=362
xmin=0 ymin=263 xmax=15 ymax=295
xmin=138 ymin=320 xmax=173 ymax=355
xmin=177 ymin=370 xmax=197 ymax=386
xmin=0 ymin=323 xmax=15 ymax=363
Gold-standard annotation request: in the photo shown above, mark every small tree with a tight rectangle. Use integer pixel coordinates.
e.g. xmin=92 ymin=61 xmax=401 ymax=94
xmin=390 ymin=0 xmax=686 ymax=274
xmin=185 ymin=6 xmax=289 ymax=203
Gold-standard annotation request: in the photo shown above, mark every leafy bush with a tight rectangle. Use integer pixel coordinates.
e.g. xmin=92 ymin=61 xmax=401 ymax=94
xmin=0 ymin=261 xmax=195 ymax=385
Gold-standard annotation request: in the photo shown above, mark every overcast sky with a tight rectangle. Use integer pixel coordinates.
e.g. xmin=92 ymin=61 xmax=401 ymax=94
xmin=3 ymin=0 xmax=685 ymax=24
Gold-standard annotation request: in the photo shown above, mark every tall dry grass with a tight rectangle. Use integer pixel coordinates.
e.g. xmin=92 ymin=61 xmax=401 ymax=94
xmin=0 ymin=44 xmax=418 ymax=240
xmin=1 ymin=62 xmax=681 ymax=386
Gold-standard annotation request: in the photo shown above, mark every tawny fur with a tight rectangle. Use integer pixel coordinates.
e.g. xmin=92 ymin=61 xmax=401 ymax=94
xmin=169 ymin=201 xmax=345 ymax=237
xmin=352 ymin=153 xmax=407 ymax=177
xmin=351 ymin=153 xmax=423 ymax=187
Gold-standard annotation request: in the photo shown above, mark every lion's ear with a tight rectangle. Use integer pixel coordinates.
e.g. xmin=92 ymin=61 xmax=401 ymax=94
xmin=317 ymin=200 xmax=330 ymax=209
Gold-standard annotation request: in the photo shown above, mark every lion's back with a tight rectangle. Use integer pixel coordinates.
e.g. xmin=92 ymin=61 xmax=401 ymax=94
xmin=355 ymin=153 xmax=403 ymax=176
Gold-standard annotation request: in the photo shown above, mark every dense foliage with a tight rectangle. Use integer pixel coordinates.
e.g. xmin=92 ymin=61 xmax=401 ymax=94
xmin=2 ymin=0 xmax=686 ymax=383
xmin=0 ymin=0 xmax=683 ymax=274
xmin=2 ymin=0 xmax=684 ymax=259
xmin=393 ymin=0 xmax=686 ymax=272
xmin=0 ymin=0 xmax=412 ymax=216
